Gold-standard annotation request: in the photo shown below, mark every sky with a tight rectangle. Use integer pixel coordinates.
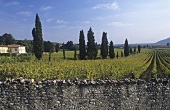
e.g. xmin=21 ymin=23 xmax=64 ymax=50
xmin=0 ymin=0 xmax=170 ymax=44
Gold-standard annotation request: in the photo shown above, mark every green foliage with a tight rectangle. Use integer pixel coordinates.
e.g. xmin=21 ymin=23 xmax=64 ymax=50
xmin=0 ymin=36 xmax=2 ymax=44
xmin=134 ymin=47 xmax=136 ymax=54
xmin=62 ymin=43 xmax=66 ymax=59
xmin=65 ymin=41 xmax=74 ymax=50
xmin=129 ymin=47 xmax=133 ymax=54
xmin=121 ymin=51 xmax=124 ymax=57
xmin=124 ymin=39 xmax=129 ymax=57
xmin=79 ymin=30 xmax=86 ymax=60
xmin=16 ymin=39 xmax=33 ymax=53
xmin=116 ymin=51 xmax=119 ymax=58
xmin=49 ymin=52 xmax=52 ymax=61
xmin=0 ymin=33 xmax=16 ymax=45
xmin=0 ymin=53 xmax=10 ymax=56
xmin=44 ymin=41 xmax=54 ymax=52
xmin=55 ymin=43 xmax=60 ymax=52
xmin=74 ymin=48 xmax=77 ymax=60
xmin=32 ymin=14 xmax=43 ymax=60
xmin=94 ymin=42 xmax=98 ymax=58
xmin=87 ymin=27 xmax=97 ymax=59
xmin=16 ymin=55 xmax=32 ymax=62
xmin=1 ymin=49 xmax=170 ymax=81
xmin=101 ymin=32 xmax=108 ymax=59
xmin=109 ymin=41 xmax=114 ymax=59
xmin=138 ymin=45 xmax=141 ymax=53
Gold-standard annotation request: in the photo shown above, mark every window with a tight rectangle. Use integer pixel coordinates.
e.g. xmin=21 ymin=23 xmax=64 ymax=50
xmin=15 ymin=48 xmax=17 ymax=51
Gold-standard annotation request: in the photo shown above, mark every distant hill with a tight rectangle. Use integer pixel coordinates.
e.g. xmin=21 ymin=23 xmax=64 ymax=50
xmin=155 ymin=37 xmax=170 ymax=45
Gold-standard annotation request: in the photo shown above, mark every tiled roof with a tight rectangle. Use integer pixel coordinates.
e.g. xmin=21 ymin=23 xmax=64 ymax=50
xmin=0 ymin=44 xmax=25 ymax=48
xmin=0 ymin=45 xmax=8 ymax=47
xmin=8 ymin=44 xmax=20 ymax=48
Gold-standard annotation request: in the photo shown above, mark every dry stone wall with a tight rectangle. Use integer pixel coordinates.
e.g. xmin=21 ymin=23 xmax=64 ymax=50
xmin=0 ymin=78 xmax=170 ymax=110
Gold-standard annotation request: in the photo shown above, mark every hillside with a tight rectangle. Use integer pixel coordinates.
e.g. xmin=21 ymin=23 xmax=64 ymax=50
xmin=155 ymin=37 xmax=170 ymax=45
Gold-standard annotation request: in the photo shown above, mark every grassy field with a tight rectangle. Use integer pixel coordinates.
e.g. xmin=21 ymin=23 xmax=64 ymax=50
xmin=0 ymin=48 xmax=170 ymax=81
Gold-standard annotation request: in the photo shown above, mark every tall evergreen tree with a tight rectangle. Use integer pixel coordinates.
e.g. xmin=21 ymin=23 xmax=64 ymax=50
xmin=109 ymin=41 xmax=114 ymax=59
xmin=74 ymin=47 xmax=77 ymax=60
xmin=32 ymin=14 xmax=43 ymax=60
xmin=55 ymin=43 xmax=60 ymax=52
xmin=116 ymin=51 xmax=119 ymax=58
xmin=129 ymin=47 xmax=133 ymax=54
xmin=79 ymin=30 xmax=86 ymax=60
xmin=62 ymin=43 xmax=66 ymax=59
xmin=87 ymin=27 xmax=97 ymax=59
xmin=124 ymin=39 xmax=129 ymax=57
xmin=134 ymin=47 xmax=136 ymax=54
xmin=138 ymin=45 xmax=141 ymax=53
xmin=49 ymin=51 xmax=52 ymax=61
xmin=121 ymin=51 xmax=124 ymax=57
xmin=94 ymin=42 xmax=98 ymax=58
xmin=101 ymin=32 xmax=108 ymax=59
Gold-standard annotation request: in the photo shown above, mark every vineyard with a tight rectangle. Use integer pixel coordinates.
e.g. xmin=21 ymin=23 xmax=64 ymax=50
xmin=0 ymin=48 xmax=170 ymax=81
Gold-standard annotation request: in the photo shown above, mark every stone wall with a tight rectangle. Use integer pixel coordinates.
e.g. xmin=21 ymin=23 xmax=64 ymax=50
xmin=0 ymin=78 xmax=170 ymax=110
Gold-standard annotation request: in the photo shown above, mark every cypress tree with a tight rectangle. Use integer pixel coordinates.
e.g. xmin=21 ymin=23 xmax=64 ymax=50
xmin=138 ymin=45 xmax=141 ymax=53
xmin=74 ymin=47 xmax=77 ymax=60
xmin=116 ymin=51 xmax=119 ymax=58
xmin=134 ymin=47 xmax=136 ymax=54
xmin=94 ymin=42 xmax=98 ymax=58
xmin=49 ymin=51 xmax=51 ymax=61
xmin=62 ymin=43 xmax=66 ymax=59
xmin=55 ymin=43 xmax=60 ymax=52
xmin=79 ymin=30 xmax=86 ymax=60
xmin=129 ymin=47 xmax=133 ymax=54
xmin=101 ymin=32 xmax=108 ymax=59
xmin=87 ymin=27 xmax=97 ymax=59
xmin=109 ymin=41 xmax=114 ymax=59
xmin=32 ymin=14 xmax=43 ymax=60
xmin=121 ymin=51 xmax=124 ymax=57
xmin=124 ymin=39 xmax=129 ymax=57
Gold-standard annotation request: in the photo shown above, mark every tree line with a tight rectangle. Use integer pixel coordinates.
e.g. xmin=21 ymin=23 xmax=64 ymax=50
xmin=79 ymin=27 xmax=141 ymax=60
xmin=1 ymin=14 xmax=141 ymax=60
xmin=31 ymin=14 xmax=141 ymax=60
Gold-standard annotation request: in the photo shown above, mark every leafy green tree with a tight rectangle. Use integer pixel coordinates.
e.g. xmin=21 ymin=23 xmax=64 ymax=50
xmin=32 ymin=14 xmax=43 ymax=60
xmin=124 ymin=39 xmax=129 ymax=57
xmin=44 ymin=41 xmax=54 ymax=52
xmin=1 ymin=33 xmax=15 ymax=45
xmin=109 ymin=41 xmax=114 ymax=59
xmin=23 ymin=40 xmax=33 ymax=53
xmin=79 ymin=30 xmax=86 ymax=60
xmin=55 ymin=43 xmax=60 ymax=52
xmin=16 ymin=39 xmax=33 ymax=53
xmin=101 ymin=32 xmax=108 ymax=59
xmin=65 ymin=41 xmax=74 ymax=50
xmin=0 ymin=36 xmax=2 ymax=44
xmin=138 ymin=45 xmax=141 ymax=53
xmin=87 ymin=27 xmax=97 ymax=59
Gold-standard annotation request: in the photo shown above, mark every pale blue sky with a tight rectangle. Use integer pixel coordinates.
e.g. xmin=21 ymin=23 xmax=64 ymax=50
xmin=0 ymin=0 xmax=170 ymax=44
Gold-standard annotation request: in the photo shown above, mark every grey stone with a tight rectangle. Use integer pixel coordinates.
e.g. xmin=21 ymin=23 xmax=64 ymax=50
xmin=0 ymin=78 xmax=170 ymax=110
